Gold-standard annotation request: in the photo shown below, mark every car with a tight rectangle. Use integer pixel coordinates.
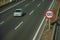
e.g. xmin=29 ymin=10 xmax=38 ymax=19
xmin=13 ymin=9 xmax=24 ymax=16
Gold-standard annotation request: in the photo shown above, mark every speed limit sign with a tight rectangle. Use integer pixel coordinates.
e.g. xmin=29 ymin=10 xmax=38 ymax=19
xmin=44 ymin=10 xmax=55 ymax=30
xmin=44 ymin=10 xmax=54 ymax=19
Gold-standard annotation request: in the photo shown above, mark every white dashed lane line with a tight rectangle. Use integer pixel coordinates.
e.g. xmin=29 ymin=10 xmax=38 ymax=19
xmin=37 ymin=3 xmax=41 ymax=7
xmin=32 ymin=0 xmax=35 ymax=2
xmin=0 ymin=21 xmax=5 ymax=25
xmin=14 ymin=21 xmax=23 ymax=30
xmin=29 ymin=10 xmax=35 ymax=15
xmin=25 ymin=3 xmax=30 ymax=7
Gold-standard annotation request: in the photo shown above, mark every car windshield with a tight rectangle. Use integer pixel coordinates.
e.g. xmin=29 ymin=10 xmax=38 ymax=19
xmin=16 ymin=10 xmax=21 ymax=12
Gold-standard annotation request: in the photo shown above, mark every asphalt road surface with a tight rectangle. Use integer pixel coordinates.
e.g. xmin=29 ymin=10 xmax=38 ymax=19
xmin=0 ymin=0 xmax=52 ymax=40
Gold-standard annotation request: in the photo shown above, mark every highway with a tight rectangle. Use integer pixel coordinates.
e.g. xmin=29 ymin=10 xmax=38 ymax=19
xmin=0 ymin=0 xmax=52 ymax=40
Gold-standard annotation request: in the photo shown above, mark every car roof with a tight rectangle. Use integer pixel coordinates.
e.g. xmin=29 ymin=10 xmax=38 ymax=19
xmin=16 ymin=9 xmax=22 ymax=10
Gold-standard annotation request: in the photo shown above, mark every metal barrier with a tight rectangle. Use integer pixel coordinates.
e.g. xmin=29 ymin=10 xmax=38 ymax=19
xmin=51 ymin=4 xmax=60 ymax=40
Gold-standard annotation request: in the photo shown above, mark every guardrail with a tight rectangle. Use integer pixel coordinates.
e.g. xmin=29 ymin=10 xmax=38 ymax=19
xmin=51 ymin=4 xmax=60 ymax=40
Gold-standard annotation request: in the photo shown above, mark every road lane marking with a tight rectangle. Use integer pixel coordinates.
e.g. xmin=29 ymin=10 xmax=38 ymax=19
xmin=0 ymin=0 xmax=25 ymax=14
xmin=32 ymin=0 xmax=54 ymax=40
xmin=29 ymin=10 xmax=35 ymax=15
xmin=37 ymin=3 xmax=41 ymax=7
xmin=32 ymin=17 xmax=45 ymax=40
xmin=48 ymin=0 xmax=54 ymax=10
xmin=0 ymin=21 xmax=5 ymax=25
xmin=32 ymin=0 xmax=35 ymax=2
xmin=29 ymin=3 xmax=41 ymax=15
xmin=25 ymin=3 xmax=30 ymax=7
xmin=38 ymin=19 xmax=47 ymax=40
xmin=42 ymin=0 xmax=45 ymax=2
xmin=14 ymin=21 xmax=23 ymax=30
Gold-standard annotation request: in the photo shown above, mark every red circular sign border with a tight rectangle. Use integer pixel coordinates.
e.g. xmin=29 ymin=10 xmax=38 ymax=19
xmin=44 ymin=10 xmax=54 ymax=19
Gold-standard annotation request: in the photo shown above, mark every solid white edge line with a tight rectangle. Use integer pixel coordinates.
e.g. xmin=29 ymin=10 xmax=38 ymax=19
xmin=32 ymin=17 xmax=45 ymax=40
xmin=48 ymin=0 xmax=54 ymax=10
xmin=32 ymin=0 xmax=54 ymax=40
xmin=14 ymin=21 xmax=23 ymax=30
xmin=0 ymin=0 xmax=25 ymax=14
xmin=38 ymin=19 xmax=47 ymax=40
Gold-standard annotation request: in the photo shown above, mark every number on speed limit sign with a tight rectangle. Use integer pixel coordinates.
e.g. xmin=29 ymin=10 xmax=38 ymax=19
xmin=44 ymin=10 xmax=54 ymax=19
xmin=46 ymin=13 xmax=52 ymax=16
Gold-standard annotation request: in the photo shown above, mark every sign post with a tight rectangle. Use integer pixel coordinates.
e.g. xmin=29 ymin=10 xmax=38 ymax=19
xmin=49 ymin=19 xmax=50 ymax=30
xmin=44 ymin=10 xmax=54 ymax=30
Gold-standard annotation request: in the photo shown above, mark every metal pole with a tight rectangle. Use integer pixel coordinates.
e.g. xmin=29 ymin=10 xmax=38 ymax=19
xmin=49 ymin=19 xmax=50 ymax=30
